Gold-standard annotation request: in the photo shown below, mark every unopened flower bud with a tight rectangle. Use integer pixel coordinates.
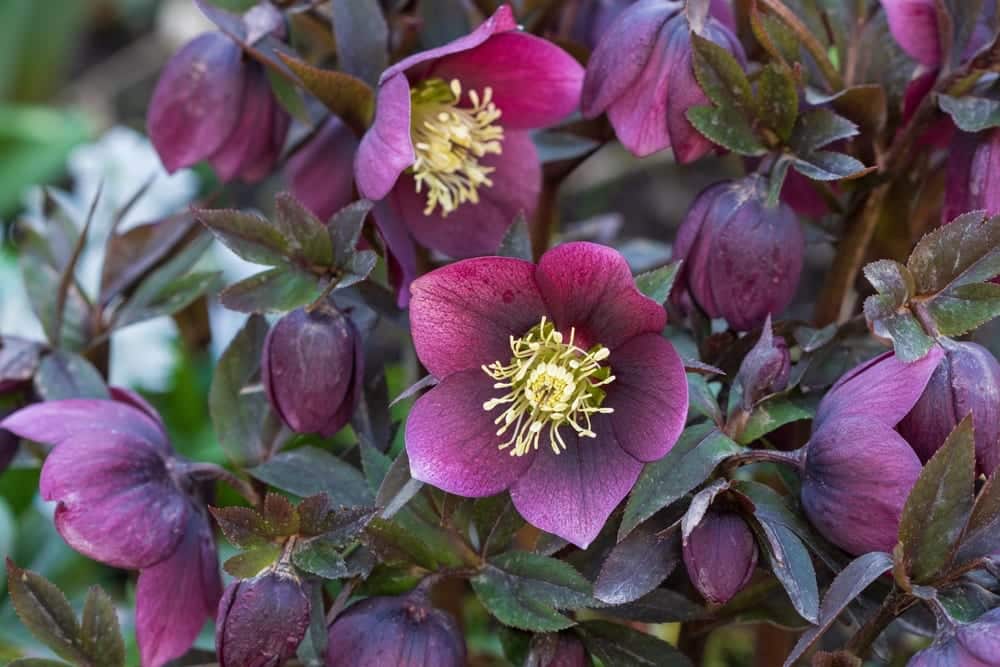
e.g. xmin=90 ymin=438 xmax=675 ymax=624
xmin=216 ymin=569 xmax=311 ymax=667
xmin=683 ymin=509 xmax=758 ymax=605
xmin=325 ymin=593 xmax=466 ymax=667
xmin=263 ymin=307 xmax=363 ymax=437
xmin=909 ymin=608 xmax=1000 ymax=666
xmin=672 ymin=176 xmax=804 ymax=331
xmin=735 ymin=316 xmax=791 ymax=410
xmin=898 ymin=341 xmax=1000 ymax=475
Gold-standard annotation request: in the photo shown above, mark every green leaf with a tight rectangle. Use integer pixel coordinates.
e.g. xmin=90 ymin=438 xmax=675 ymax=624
xmin=792 ymin=151 xmax=873 ymax=181
xmin=691 ymin=34 xmax=752 ymax=108
xmin=472 ymin=552 xmax=592 ymax=632
xmin=250 ymin=446 xmax=374 ymax=506
xmin=926 ymin=282 xmax=1000 ymax=337
xmin=20 ymin=257 xmax=91 ymax=352
xmin=864 ymin=259 xmax=914 ymax=308
xmin=210 ymin=506 xmax=271 ymax=548
xmin=749 ymin=7 xmax=800 ymax=65
xmin=594 ymin=524 xmax=680 ymax=606
xmin=32 ymin=350 xmax=109 ymax=401
xmin=783 ymin=552 xmax=893 ymax=666
xmin=363 ymin=517 xmax=454 ymax=570
xmin=220 ymin=267 xmax=323 ymax=314
xmin=472 ymin=495 xmax=525 ymax=557
xmin=223 ymin=544 xmax=282 ymax=579
xmin=898 ymin=416 xmax=976 ymax=583
xmin=278 ymin=53 xmax=374 ymax=135
xmin=756 ymin=64 xmax=799 ymax=141
xmin=686 ymin=373 xmax=722 ymax=425
xmin=748 ymin=514 xmax=819 ymax=623
xmin=790 ymin=108 xmax=859 ymax=154
xmin=958 ymin=467 xmax=1000 ymax=561
xmin=737 ymin=397 xmax=813 ymax=445
xmin=687 ymin=106 xmax=767 ymax=156
xmin=863 ymin=304 xmax=935 ymax=362
xmin=375 ymin=449 xmax=424 ymax=520
xmin=80 ymin=586 xmax=125 ymax=667
xmin=620 ymin=424 xmax=744 ymax=540
xmin=274 ymin=192 xmax=334 ymax=267
xmin=497 ymin=215 xmax=532 ymax=260
xmin=331 ymin=0 xmax=388 ymax=87
xmin=939 ymin=94 xmax=1000 ymax=132
xmin=115 ymin=271 xmax=220 ymax=328
xmin=195 ymin=208 xmax=290 ymax=266
xmin=908 ymin=211 xmax=1000 ymax=295
xmin=5 ymin=559 xmax=87 ymax=664
xmin=634 ymin=262 xmax=680 ymax=303
xmin=209 ymin=315 xmax=273 ymax=465
xmin=292 ymin=536 xmax=352 ymax=579
xmin=576 ymin=620 xmax=693 ymax=667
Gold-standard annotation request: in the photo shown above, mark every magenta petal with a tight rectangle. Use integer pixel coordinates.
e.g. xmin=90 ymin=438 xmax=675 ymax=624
xmin=392 ymin=130 xmax=541 ymax=257
xmin=136 ymin=512 xmax=222 ymax=667
xmin=355 ymin=73 xmax=415 ymax=200
xmin=109 ymin=387 xmax=166 ymax=431
xmin=286 ymin=116 xmax=359 ymax=221
xmin=380 ymin=5 xmax=518 ymax=82
xmin=510 ymin=429 xmax=642 ymax=548
xmin=881 ymin=0 xmax=941 ymax=66
xmin=2 ymin=399 xmax=170 ymax=454
xmin=406 ymin=370 xmax=535 ymax=497
xmin=428 ymin=32 xmax=584 ymax=130
xmin=409 ymin=256 xmax=546 ymax=378
xmin=40 ymin=434 xmax=188 ymax=569
xmin=815 ymin=347 xmax=944 ymax=429
xmin=535 ymin=242 xmax=667 ymax=350
xmin=148 ymin=32 xmax=245 ymax=172
xmin=372 ymin=199 xmax=419 ymax=307
xmin=605 ymin=334 xmax=687 ymax=462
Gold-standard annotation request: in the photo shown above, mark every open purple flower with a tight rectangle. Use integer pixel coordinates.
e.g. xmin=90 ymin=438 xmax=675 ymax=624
xmin=683 ymin=509 xmax=758 ymax=605
xmin=355 ymin=5 xmax=583 ymax=283
xmin=909 ymin=607 xmax=1000 ymax=666
xmin=405 ymin=242 xmax=688 ymax=548
xmin=0 ymin=392 xmax=222 ymax=667
xmin=800 ymin=348 xmax=944 ymax=555
xmin=582 ymin=0 xmax=744 ymax=159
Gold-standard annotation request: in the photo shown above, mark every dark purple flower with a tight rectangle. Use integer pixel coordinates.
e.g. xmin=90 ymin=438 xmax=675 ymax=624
xmin=148 ymin=11 xmax=290 ymax=183
xmin=801 ymin=348 xmax=944 ymax=555
xmin=898 ymin=341 xmax=1000 ymax=475
xmin=355 ymin=5 xmax=584 ymax=296
xmin=216 ymin=569 xmax=311 ymax=667
xmin=568 ymin=0 xmax=636 ymax=50
xmin=325 ymin=593 xmax=466 ymax=667
xmin=683 ymin=509 xmax=758 ymax=605
xmin=581 ymin=0 xmax=745 ymax=160
xmin=286 ymin=116 xmax=360 ymax=222
xmin=909 ymin=608 xmax=1000 ymax=666
xmin=944 ymin=129 xmax=1000 ymax=223
xmin=262 ymin=306 xmax=363 ymax=437
xmin=405 ymin=242 xmax=688 ymax=547
xmin=0 ymin=395 xmax=222 ymax=667
xmin=672 ymin=176 xmax=805 ymax=331
xmin=880 ymin=0 xmax=942 ymax=66
xmin=536 ymin=633 xmax=589 ymax=667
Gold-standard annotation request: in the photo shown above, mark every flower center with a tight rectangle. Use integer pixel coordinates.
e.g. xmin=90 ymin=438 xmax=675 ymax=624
xmin=409 ymin=78 xmax=504 ymax=217
xmin=482 ymin=317 xmax=615 ymax=457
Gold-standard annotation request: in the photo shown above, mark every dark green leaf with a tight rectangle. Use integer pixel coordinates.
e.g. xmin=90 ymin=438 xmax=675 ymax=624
xmin=687 ymin=106 xmax=767 ymax=156
xmin=210 ymin=506 xmax=271 ymax=547
xmin=898 ymin=416 xmax=976 ymax=583
xmin=749 ymin=516 xmax=820 ymax=623
xmin=292 ymin=536 xmax=352 ymax=579
xmin=634 ymin=262 xmax=680 ymax=303
xmin=756 ymin=64 xmax=799 ymax=141
xmin=33 ymin=351 xmax=108 ymax=401
xmin=927 ymin=281 xmax=1000 ymax=337
xmin=209 ymin=315 xmax=273 ymax=465
xmin=908 ymin=211 xmax=1000 ymax=294
xmin=790 ymin=108 xmax=859 ymax=154
xmin=958 ymin=467 xmax=1000 ymax=561
xmin=363 ymin=517 xmax=453 ymax=570
xmin=80 ymin=586 xmax=125 ymax=667
xmin=783 ymin=552 xmax=893 ymax=666
xmin=195 ymin=208 xmax=290 ymax=266
xmin=5 ymin=559 xmax=86 ymax=664
xmin=576 ymin=620 xmax=693 ymax=667
xmin=686 ymin=373 xmax=722 ymax=425
xmin=939 ymin=94 xmax=1000 ymax=132
xmin=220 ymin=267 xmax=323 ymax=314
xmin=250 ymin=446 xmax=373 ymax=506
xmin=278 ymin=53 xmax=374 ymax=135
xmin=691 ymin=34 xmax=752 ymax=108
xmin=327 ymin=200 xmax=374 ymax=266
xmin=497 ymin=215 xmax=532 ymax=260
xmin=864 ymin=259 xmax=914 ymax=308
xmin=115 ymin=271 xmax=220 ymax=328
xmin=331 ymin=0 xmax=388 ymax=87
xmin=602 ymin=588 xmax=705 ymax=624
xmin=20 ymin=259 xmax=91 ymax=352
xmin=274 ymin=192 xmax=334 ymax=267
xmin=473 ymin=495 xmax=525 ymax=556
xmin=223 ymin=544 xmax=281 ymax=578
xmin=8 ymin=660 xmax=73 ymax=667
xmin=864 ymin=305 xmax=935 ymax=362
xmin=737 ymin=397 xmax=813 ymax=445
xmin=620 ymin=425 xmax=744 ymax=540
xmin=792 ymin=151 xmax=873 ymax=181
xmin=750 ymin=7 xmax=800 ymax=65
xmin=296 ymin=580 xmax=328 ymax=666
xmin=594 ymin=525 xmax=680 ymax=605
xmin=375 ymin=449 xmax=424 ymax=519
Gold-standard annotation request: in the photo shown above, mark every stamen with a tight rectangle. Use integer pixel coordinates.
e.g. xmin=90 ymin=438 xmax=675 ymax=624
xmin=409 ymin=78 xmax=504 ymax=217
xmin=481 ymin=317 xmax=615 ymax=457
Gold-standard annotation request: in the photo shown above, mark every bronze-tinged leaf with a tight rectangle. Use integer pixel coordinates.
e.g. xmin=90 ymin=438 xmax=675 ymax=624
xmin=278 ymin=53 xmax=374 ymax=135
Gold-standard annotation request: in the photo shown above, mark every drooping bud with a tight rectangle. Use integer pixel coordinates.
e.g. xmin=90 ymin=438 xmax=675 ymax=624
xmin=944 ymin=129 xmax=1000 ymax=223
xmin=682 ymin=509 xmax=758 ymax=605
xmin=734 ymin=315 xmax=791 ymax=411
xmin=216 ymin=569 xmax=311 ymax=667
xmin=325 ymin=593 xmax=466 ymax=667
xmin=672 ymin=176 xmax=804 ymax=331
xmin=286 ymin=116 xmax=360 ymax=222
xmin=262 ymin=306 xmax=363 ymax=437
xmin=909 ymin=608 xmax=1000 ymax=666
xmin=582 ymin=0 xmax=745 ymax=161
xmin=898 ymin=341 xmax=1000 ymax=475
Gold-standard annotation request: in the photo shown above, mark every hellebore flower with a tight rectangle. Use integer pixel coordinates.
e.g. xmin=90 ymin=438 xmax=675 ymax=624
xmin=0 ymin=392 xmax=222 ymax=667
xmin=944 ymin=129 xmax=1000 ymax=223
xmin=355 ymin=5 xmax=584 ymax=265
xmin=881 ymin=0 xmax=993 ymax=68
xmin=535 ymin=633 xmax=589 ymax=667
xmin=682 ymin=509 xmax=758 ymax=605
xmin=568 ymin=0 xmax=636 ymax=50
xmin=800 ymin=347 xmax=944 ymax=555
xmin=287 ymin=117 xmax=360 ymax=222
xmin=216 ymin=568 xmax=311 ymax=667
xmin=262 ymin=305 xmax=363 ymax=437
xmin=405 ymin=241 xmax=688 ymax=548
xmin=148 ymin=6 xmax=290 ymax=183
xmin=672 ymin=175 xmax=804 ymax=331
xmin=325 ymin=593 xmax=466 ymax=667
xmin=909 ymin=607 xmax=1000 ymax=666
xmin=898 ymin=341 xmax=1000 ymax=475
xmin=582 ymin=0 xmax=745 ymax=160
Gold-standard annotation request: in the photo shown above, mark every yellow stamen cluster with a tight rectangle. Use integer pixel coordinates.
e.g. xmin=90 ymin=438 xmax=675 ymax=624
xmin=410 ymin=78 xmax=504 ymax=217
xmin=482 ymin=318 xmax=615 ymax=457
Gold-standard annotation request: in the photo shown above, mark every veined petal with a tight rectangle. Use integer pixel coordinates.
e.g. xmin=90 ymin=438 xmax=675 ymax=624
xmin=355 ymin=73 xmax=415 ymax=201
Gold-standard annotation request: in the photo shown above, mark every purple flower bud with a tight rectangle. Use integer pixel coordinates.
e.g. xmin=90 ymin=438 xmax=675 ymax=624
xmin=880 ymin=0 xmax=942 ymax=66
xmin=735 ymin=316 xmax=791 ymax=410
xmin=944 ymin=129 xmax=1000 ymax=223
xmin=672 ymin=176 xmax=804 ymax=331
xmin=582 ymin=0 xmax=745 ymax=160
xmin=216 ymin=569 xmax=311 ymax=667
xmin=262 ymin=307 xmax=363 ymax=437
xmin=910 ymin=608 xmax=1000 ymax=666
xmin=325 ymin=593 xmax=466 ymax=667
xmin=898 ymin=341 xmax=1000 ymax=475
xmin=545 ymin=634 xmax=589 ymax=667
xmin=148 ymin=31 xmax=289 ymax=183
xmin=682 ymin=509 xmax=758 ymax=605
xmin=286 ymin=117 xmax=360 ymax=222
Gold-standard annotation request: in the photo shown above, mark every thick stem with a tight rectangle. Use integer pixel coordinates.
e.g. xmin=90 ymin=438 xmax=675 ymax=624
xmin=845 ymin=589 xmax=912 ymax=657
xmin=723 ymin=446 xmax=806 ymax=472
xmin=757 ymin=0 xmax=844 ymax=91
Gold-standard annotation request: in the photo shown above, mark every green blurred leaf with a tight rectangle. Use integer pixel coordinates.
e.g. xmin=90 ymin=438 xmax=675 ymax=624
xmin=80 ymin=586 xmax=125 ymax=667
xmin=789 ymin=108 xmax=859 ymax=154
xmin=250 ymin=446 xmax=373 ymax=506
xmin=634 ymin=262 xmax=680 ymax=303
xmin=220 ymin=267 xmax=323 ymax=314
xmin=418 ymin=0 xmax=472 ymax=48
xmin=32 ymin=351 xmax=108 ymax=401
xmin=498 ymin=216 xmax=532 ymax=260
xmin=958 ymin=466 xmax=1000 ymax=561
xmin=792 ymin=151 xmax=872 ymax=181
xmin=748 ymin=512 xmax=819 ymax=623
xmin=292 ymin=536 xmax=351 ymax=579
xmin=737 ymin=397 xmax=812 ymax=445
xmin=939 ymin=94 xmax=1000 ymax=132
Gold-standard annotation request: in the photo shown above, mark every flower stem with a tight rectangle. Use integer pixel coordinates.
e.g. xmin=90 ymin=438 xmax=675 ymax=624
xmin=183 ymin=462 xmax=262 ymax=507
xmin=724 ymin=447 xmax=806 ymax=472
xmin=757 ymin=0 xmax=844 ymax=91
xmin=845 ymin=588 xmax=913 ymax=657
